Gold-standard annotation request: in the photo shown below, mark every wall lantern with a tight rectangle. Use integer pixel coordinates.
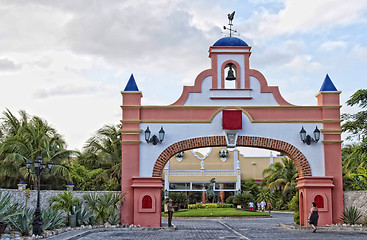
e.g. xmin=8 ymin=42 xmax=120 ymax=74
xmin=144 ymin=126 xmax=165 ymax=145
xmin=299 ymin=126 xmax=320 ymax=145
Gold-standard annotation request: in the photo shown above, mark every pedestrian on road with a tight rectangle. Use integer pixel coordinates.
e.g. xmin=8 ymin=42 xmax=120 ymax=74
xmin=248 ymin=201 xmax=254 ymax=211
xmin=167 ymin=199 xmax=175 ymax=227
xmin=308 ymin=202 xmax=319 ymax=233
xmin=260 ymin=199 xmax=266 ymax=212
xmin=267 ymin=201 xmax=272 ymax=214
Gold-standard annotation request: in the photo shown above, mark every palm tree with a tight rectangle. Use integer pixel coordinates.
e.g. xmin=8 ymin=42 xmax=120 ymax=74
xmin=262 ymin=157 xmax=298 ymax=203
xmin=77 ymin=124 xmax=122 ymax=190
xmin=0 ymin=109 xmax=72 ymax=189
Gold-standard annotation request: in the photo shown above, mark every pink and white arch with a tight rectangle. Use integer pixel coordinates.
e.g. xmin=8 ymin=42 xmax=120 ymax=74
xmin=120 ymin=37 xmax=343 ymax=227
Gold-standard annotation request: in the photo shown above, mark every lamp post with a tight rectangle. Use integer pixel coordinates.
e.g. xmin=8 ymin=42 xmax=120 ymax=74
xmin=26 ymin=156 xmax=53 ymax=236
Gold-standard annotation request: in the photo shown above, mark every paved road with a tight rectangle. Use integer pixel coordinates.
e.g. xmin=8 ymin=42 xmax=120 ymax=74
xmin=56 ymin=212 xmax=367 ymax=240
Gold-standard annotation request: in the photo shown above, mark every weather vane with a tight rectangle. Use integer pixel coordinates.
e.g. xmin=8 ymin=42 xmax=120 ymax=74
xmin=223 ymin=11 xmax=237 ymax=37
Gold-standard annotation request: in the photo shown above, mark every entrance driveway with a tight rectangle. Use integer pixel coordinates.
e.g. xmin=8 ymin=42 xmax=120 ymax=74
xmin=49 ymin=212 xmax=367 ymax=240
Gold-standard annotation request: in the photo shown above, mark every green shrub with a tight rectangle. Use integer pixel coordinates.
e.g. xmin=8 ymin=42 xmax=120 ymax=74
xmin=187 ymin=203 xmax=233 ymax=209
xmin=8 ymin=207 xmax=34 ymax=236
xmin=205 ymin=204 xmax=218 ymax=209
xmin=339 ymin=206 xmax=362 ymax=225
xmin=233 ymin=191 xmax=254 ymax=209
xmin=226 ymin=196 xmax=234 ymax=204
xmin=217 ymin=204 xmax=233 ymax=208
xmin=0 ymin=192 xmax=21 ymax=224
xmin=288 ymin=194 xmax=299 ymax=211
xmin=42 ymin=208 xmax=65 ymax=231
xmin=293 ymin=211 xmax=300 ymax=225
xmin=83 ymin=192 xmax=124 ymax=225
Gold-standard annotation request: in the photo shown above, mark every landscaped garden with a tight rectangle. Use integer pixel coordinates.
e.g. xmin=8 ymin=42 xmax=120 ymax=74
xmin=162 ymin=207 xmax=270 ymax=218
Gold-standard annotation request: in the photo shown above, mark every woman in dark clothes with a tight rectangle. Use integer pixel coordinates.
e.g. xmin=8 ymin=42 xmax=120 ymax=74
xmin=308 ymin=202 xmax=319 ymax=233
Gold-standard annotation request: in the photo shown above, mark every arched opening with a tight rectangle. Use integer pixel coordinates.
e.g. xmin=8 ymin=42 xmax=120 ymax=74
xmin=152 ymin=136 xmax=311 ymax=178
xmin=224 ymin=64 xmax=237 ymax=89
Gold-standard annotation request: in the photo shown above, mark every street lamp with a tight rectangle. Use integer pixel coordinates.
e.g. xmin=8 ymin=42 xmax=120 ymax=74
xmin=26 ymin=156 xmax=53 ymax=236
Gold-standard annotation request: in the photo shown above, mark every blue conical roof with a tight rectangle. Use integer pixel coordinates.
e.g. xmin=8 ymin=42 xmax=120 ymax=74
xmin=320 ymin=74 xmax=337 ymax=91
xmin=19 ymin=180 xmax=26 ymax=184
xmin=124 ymin=74 xmax=139 ymax=91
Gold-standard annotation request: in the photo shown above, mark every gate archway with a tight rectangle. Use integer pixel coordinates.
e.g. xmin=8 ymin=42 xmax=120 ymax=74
xmin=120 ymin=35 xmax=343 ymax=228
xmin=152 ymin=136 xmax=311 ymax=178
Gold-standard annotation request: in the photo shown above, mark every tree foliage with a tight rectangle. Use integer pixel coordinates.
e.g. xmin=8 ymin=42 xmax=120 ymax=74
xmin=0 ymin=109 xmax=72 ymax=189
xmin=342 ymin=89 xmax=367 ymax=141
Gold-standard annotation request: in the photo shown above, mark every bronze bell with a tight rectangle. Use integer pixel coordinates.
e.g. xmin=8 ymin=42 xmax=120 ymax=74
xmin=226 ymin=66 xmax=236 ymax=81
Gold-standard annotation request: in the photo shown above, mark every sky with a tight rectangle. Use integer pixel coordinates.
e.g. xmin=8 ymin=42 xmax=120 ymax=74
xmin=0 ymin=0 xmax=366 ymax=151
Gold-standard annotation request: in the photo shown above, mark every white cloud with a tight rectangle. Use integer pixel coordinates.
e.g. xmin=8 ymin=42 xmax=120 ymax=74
xmin=282 ymin=55 xmax=322 ymax=73
xmin=0 ymin=58 xmax=21 ymax=72
xmin=319 ymin=40 xmax=348 ymax=51
xmin=245 ymin=0 xmax=367 ymax=39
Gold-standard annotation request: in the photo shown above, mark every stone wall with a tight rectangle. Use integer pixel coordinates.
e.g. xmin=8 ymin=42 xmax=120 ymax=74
xmin=0 ymin=189 xmax=120 ymax=210
xmin=344 ymin=191 xmax=367 ymax=223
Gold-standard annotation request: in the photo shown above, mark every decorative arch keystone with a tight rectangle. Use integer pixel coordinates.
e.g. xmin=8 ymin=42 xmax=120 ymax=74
xmin=152 ymin=136 xmax=311 ymax=177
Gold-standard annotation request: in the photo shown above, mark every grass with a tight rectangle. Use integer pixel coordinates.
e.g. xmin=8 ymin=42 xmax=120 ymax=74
xmin=162 ymin=208 xmax=270 ymax=218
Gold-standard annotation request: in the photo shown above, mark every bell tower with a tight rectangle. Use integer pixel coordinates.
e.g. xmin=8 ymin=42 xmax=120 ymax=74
xmin=209 ymin=38 xmax=251 ymax=90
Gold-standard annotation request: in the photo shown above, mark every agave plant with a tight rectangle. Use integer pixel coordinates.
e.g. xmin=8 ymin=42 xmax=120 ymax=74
xmin=0 ymin=192 xmax=21 ymax=224
xmin=41 ymin=208 xmax=65 ymax=231
xmin=339 ymin=206 xmax=362 ymax=225
xmin=8 ymin=207 xmax=34 ymax=236
xmin=83 ymin=193 xmax=124 ymax=224
xmin=74 ymin=200 xmax=92 ymax=226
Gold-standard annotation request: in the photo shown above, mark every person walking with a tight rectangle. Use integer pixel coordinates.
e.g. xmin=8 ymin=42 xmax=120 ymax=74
xmin=267 ymin=201 xmax=272 ymax=214
xmin=167 ymin=199 xmax=175 ymax=227
xmin=248 ymin=201 xmax=254 ymax=211
xmin=260 ymin=199 xmax=266 ymax=212
xmin=308 ymin=202 xmax=319 ymax=233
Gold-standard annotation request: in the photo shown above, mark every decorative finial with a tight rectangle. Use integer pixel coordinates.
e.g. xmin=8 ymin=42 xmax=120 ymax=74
xmin=223 ymin=11 xmax=237 ymax=37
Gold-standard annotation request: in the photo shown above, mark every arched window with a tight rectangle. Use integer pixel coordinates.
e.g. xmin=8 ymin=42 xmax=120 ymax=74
xmin=314 ymin=195 xmax=324 ymax=208
xmin=142 ymin=195 xmax=152 ymax=209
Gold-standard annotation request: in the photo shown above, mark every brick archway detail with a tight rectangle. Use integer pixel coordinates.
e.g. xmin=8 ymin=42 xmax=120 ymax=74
xmin=152 ymin=136 xmax=311 ymax=177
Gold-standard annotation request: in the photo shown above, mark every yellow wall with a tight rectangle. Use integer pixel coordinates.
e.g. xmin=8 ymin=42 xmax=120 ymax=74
xmin=164 ymin=147 xmax=283 ymax=182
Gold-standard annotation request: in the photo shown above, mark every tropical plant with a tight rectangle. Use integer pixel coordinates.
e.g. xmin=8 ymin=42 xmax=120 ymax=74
xmin=168 ymin=192 xmax=188 ymax=210
xmin=74 ymin=200 xmax=92 ymax=226
xmin=0 ymin=192 xmax=21 ymax=224
xmin=0 ymin=109 xmax=73 ymax=189
xmin=8 ymin=207 xmax=34 ymax=236
xmin=262 ymin=157 xmax=298 ymax=205
xmin=225 ymin=196 xmax=235 ymax=205
xmin=339 ymin=206 xmax=362 ymax=225
xmin=49 ymin=191 xmax=80 ymax=225
xmin=233 ymin=191 xmax=253 ymax=209
xmin=83 ymin=193 xmax=124 ymax=225
xmin=241 ymin=178 xmax=260 ymax=199
xmin=77 ymin=124 xmax=122 ymax=191
xmin=341 ymin=89 xmax=367 ymax=141
xmin=256 ymin=189 xmax=275 ymax=204
xmin=41 ymin=208 xmax=65 ymax=231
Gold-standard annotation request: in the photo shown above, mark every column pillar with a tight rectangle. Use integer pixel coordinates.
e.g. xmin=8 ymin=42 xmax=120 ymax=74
xmin=121 ymin=87 xmax=142 ymax=225
xmin=317 ymin=89 xmax=343 ymax=223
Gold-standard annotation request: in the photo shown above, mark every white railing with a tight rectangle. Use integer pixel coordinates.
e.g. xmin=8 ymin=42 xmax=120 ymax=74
xmin=167 ymin=170 xmax=237 ymax=176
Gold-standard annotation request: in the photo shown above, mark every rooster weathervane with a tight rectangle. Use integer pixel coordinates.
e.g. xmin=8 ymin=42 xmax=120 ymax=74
xmin=223 ymin=11 xmax=237 ymax=37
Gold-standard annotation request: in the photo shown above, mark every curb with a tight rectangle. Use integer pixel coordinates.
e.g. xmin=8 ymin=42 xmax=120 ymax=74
xmin=280 ymin=223 xmax=367 ymax=232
